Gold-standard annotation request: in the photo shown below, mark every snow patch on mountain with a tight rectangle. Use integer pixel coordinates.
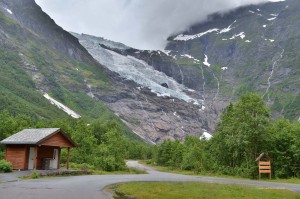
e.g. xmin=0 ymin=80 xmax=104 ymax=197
xmin=43 ymin=93 xmax=81 ymax=119
xmin=5 ymin=8 xmax=13 ymax=14
xmin=270 ymin=13 xmax=279 ymax=17
xmin=268 ymin=17 xmax=277 ymax=21
xmin=173 ymin=20 xmax=238 ymax=42
xmin=0 ymin=4 xmax=13 ymax=15
xmin=181 ymin=54 xmax=200 ymax=63
xmin=203 ymin=54 xmax=211 ymax=67
xmin=200 ymin=131 xmax=212 ymax=140
xmin=174 ymin=28 xmax=219 ymax=41
xmin=268 ymin=0 xmax=285 ymax=2
xmin=218 ymin=20 xmax=237 ymax=34
xmin=70 ymin=32 xmax=130 ymax=50
xmin=229 ymin=32 xmax=246 ymax=40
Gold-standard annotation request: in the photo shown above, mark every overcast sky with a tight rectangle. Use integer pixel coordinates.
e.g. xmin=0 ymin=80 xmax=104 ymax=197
xmin=35 ymin=0 xmax=269 ymax=50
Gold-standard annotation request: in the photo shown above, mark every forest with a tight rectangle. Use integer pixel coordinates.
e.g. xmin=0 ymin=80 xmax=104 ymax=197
xmin=1 ymin=92 xmax=300 ymax=179
xmin=154 ymin=93 xmax=300 ymax=179
xmin=0 ymin=110 xmax=152 ymax=172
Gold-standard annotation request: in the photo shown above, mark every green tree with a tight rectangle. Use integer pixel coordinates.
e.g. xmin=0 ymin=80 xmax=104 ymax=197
xmin=71 ymin=120 xmax=96 ymax=164
xmin=181 ymin=136 xmax=207 ymax=173
xmin=210 ymin=93 xmax=270 ymax=177
xmin=157 ymin=140 xmax=183 ymax=167
xmin=267 ymin=119 xmax=300 ymax=178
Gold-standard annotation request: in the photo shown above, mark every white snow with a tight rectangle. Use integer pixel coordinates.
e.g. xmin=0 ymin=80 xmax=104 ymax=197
xmin=181 ymin=54 xmax=200 ymax=63
xmin=263 ymin=25 xmax=267 ymax=28
xmin=193 ymin=101 xmax=200 ymax=105
xmin=221 ymin=67 xmax=228 ymax=70
xmin=269 ymin=39 xmax=275 ymax=42
xmin=174 ymin=28 xmax=219 ymax=41
xmin=181 ymin=54 xmax=193 ymax=59
xmin=5 ymin=8 xmax=13 ymax=15
xmin=200 ymin=105 xmax=206 ymax=111
xmin=249 ymin=10 xmax=255 ymax=14
xmin=219 ymin=20 xmax=236 ymax=34
xmin=173 ymin=111 xmax=180 ymax=118
xmin=161 ymin=50 xmax=172 ymax=56
xmin=245 ymin=40 xmax=252 ymax=43
xmin=268 ymin=17 xmax=277 ymax=21
xmin=268 ymin=0 xmax=285 ymax=2
xmin=43 ymin=93 xmax=81 ymax=119
xmin=270 ymin=14 xmax=279 ymax=17
xmin=76 ymin=35 xmax=203 ymax=106
xmin=174 ymin=20 xmax=236 ymax=41
xmin=153 ymin=90 xmax=171 ymax=97
xmin=222 ymin=39 xmax=228 ymax=41
xmin=200 ymin=131 xmax=212 ymax=140
xmin=203 ymin=54 xmax=211 ymax=67
xmin=186 ymin=88 xmax=196 ymax=92
xmin=257 ymin=9 xmax=261 ymax=12
xmin=229 ymin=32 xmax=246 ymax=40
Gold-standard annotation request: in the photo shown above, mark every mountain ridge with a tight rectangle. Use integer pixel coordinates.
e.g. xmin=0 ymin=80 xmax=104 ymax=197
xmin=74 ymin=0 xmax=300 ymax=142
xmin=0 ymin=0 xmax=299 ymax=144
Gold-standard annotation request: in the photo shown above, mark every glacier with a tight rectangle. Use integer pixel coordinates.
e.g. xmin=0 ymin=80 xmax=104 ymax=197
xmin=74 ymin=33 xmax=202 ymax=106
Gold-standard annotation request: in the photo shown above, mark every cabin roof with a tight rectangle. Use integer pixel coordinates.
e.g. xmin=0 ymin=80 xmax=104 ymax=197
xmin=255 ymin=152 xmax=271 ymax=161
xmin=0 ymin=128 xmax=76 ymax=147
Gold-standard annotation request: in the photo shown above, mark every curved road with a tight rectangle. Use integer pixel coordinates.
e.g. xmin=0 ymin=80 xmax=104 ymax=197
xmin=1 ymin=161 xmax=300 ymax=199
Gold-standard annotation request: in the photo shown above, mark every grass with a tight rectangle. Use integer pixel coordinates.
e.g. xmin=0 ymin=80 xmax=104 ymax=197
xmin=139 ymin=161 xmax=300 ymax=184
xmin=113 ymin=182 xmax=300 ymax=199
xmin=91 ymin=167 xmax=147 ymax=175
xmin=139 ymin=160 xmax=244 ymax=179
xmin=20 ymin=167 xmax=147 ymax=180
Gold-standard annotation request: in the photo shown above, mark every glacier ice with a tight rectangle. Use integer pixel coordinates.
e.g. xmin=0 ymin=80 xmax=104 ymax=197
xmin=75 ymin=34 xmax=202 ymax=106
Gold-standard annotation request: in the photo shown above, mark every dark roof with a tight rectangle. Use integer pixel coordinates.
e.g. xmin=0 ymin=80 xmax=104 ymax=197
xmin=255 ymin=152 xmax=271 ymax=161
xmin=0 ymin=128 xmax=76 ymax=147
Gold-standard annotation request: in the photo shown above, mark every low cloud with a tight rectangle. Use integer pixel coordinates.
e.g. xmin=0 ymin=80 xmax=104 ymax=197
xmin=35 ymin=0 xmax=269 ymax=49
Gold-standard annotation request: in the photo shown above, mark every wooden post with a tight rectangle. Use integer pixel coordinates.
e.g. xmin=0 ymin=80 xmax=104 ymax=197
xmin=58 ymin=148 xmax=61 ymax=169
xmin=33 ymin=146 xmax=37 ymax=170
xmin=67 ymin=147 xmax=70 ymax=170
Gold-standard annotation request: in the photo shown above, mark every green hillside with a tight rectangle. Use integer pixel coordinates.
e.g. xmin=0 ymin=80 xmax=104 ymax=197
xmin=0 ymin=1 xmax=141 ymax=141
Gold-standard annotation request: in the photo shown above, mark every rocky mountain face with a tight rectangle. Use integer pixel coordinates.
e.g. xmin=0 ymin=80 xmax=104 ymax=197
xmin=0 ymin=0 xmax=141 ymax=141
xmin=72 ymin=33 xmax=207 ymax=143
xmin=1 ymin=0 xmax=299 ymax=144
xmin=74 ymin=0 xmax=300 ymax=143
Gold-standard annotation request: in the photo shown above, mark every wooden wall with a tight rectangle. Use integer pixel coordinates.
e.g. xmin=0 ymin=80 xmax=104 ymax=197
xmin=6 ymin=145 xmax=27 ymax=170
xmin=5 ymin=145 xmax=61 ymax=170
xmin=36 ymin=146 xmax=60 ymax=169
xmin=36 ymin=146 xmax=54 ymax=169
xmin=41 ymin=132 xmax=74 ymax=147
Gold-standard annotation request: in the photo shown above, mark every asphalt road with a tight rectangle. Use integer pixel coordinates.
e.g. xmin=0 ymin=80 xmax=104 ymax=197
xmin=1 ymin=161 xmax=300 ymax=199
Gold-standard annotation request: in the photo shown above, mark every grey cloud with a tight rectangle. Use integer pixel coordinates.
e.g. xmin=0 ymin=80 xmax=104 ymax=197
xmin=35 ymin=0 xmax=268 ymax=50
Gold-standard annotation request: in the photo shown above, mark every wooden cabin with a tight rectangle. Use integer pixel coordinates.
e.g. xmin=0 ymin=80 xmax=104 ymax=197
xmin=0 ymin=128 xmax=76 ymax=170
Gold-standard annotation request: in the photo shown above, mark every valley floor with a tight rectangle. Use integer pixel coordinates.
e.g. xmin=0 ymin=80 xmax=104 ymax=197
xmin=1 ymin=161 xmax=300 ymax=199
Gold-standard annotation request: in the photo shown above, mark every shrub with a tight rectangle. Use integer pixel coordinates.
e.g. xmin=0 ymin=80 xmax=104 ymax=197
xmin=31 ymin=169 xmax=40 ymax=179
xmin=0 ymin=159 xmax=12 ymax=173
